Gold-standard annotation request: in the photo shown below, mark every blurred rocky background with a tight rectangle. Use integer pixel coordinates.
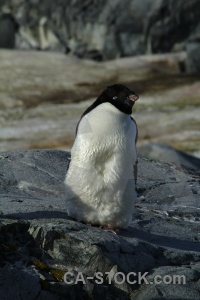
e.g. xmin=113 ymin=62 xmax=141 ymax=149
xmin=0 ymin=0 xmax=200 ymax=164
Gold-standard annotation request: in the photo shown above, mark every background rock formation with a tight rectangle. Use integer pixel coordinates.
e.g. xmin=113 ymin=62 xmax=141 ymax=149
xmin=0 ymin=0 xmax=200 ymax=71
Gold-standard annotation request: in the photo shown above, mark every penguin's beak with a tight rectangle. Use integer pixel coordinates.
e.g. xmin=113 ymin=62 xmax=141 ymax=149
xmin=128 ymin=94 xmax=139 ymax=102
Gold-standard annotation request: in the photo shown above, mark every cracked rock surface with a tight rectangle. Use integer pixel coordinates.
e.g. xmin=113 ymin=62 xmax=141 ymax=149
xmin=0 ymin=150 xmax=200 ymax=300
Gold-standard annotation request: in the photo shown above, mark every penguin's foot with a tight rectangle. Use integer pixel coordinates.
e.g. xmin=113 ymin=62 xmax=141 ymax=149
xmin=101 ymin=225 xmax=120 ymax=234
xmin=77 ymin=220 xmax=120 ymax=234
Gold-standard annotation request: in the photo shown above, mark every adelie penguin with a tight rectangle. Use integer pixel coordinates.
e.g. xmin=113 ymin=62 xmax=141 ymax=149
xmin=65 ymin=84 xmax=139 ymax=232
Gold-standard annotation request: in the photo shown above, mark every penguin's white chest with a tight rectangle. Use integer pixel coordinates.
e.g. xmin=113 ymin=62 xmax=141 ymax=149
xmin=65 ymin=103 xmax=137 ymax=228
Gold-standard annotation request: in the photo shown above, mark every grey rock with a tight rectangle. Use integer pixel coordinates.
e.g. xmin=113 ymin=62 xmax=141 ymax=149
xmin=36 ymin=290 xmax=66 ymax=300
xmin=0 ymin=150 xmax=200 ymax=299
xmin=1 ymin=0 xmax=200 ymax=66
xmin=138 ymin=143 xmax=200 ymax=169
xmin=0 ymin=12 xmax=19 ymax=49
xmin=0 ymin=267 xmax=40 ymax=300
xmin=133 ymin=266 xmax=200 ymax=300
xmin=186 ymin=42 xmax=200 ymax=73
xmin=145 ymin=0 xmax=200 ymax=53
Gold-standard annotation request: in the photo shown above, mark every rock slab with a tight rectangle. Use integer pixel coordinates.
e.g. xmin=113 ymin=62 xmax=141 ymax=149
xmin=0 ymin=150 xmax=200 ymax=299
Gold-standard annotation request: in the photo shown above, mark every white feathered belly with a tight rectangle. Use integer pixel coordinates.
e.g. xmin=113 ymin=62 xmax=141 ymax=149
xmin=65 ymin=103 xmax=137 ymax=228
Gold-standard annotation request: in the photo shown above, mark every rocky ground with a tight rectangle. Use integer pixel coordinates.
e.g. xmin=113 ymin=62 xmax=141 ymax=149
xmin=0 ymin=149 xmax=200 ymax=299
xmin=0 ymin=49 xmax=200 ymax=160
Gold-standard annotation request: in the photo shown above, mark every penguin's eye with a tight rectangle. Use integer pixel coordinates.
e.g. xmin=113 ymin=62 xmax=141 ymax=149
xmin=113 ymin=96 xmax=117 ymax=100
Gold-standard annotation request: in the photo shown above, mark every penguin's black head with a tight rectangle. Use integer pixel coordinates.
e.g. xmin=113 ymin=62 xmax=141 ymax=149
xmin=98 ymin=84 xmax=139 ymax=114
xmin=78 ymin=84 xmax=139 ymax=129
